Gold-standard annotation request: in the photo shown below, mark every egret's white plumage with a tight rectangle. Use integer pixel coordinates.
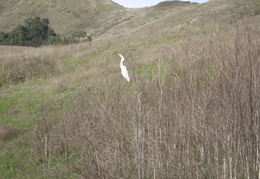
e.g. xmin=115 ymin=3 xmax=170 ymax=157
xmin=118 ymin=54 xmax=130 ymax=82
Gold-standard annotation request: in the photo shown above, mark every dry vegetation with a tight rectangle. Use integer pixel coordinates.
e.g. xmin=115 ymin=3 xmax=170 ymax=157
xmin=0 ymin=0 xmax=260 ymax=178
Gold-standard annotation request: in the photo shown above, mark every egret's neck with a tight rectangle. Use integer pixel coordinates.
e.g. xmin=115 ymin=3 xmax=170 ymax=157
xmin=119 ymin=55 xmax=124 ymax=67
xmin=121 ymin=59 xmax=124 ymax=67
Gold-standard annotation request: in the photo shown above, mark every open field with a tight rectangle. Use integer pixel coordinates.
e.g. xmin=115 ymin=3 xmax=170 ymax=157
xmin=0 ymin=0 xmax=260 ymax=178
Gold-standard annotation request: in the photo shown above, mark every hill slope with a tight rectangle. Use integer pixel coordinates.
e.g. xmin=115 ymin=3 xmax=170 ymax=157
xmin=0 ymin=0 xmax=122 ymax=35
xmin=0 ymin=0 xmax=203 ymax=38
xmin=1 ymin=0 xmax=258 ymax=38
xmin=0 ymin=0 xmax=260 ymax=178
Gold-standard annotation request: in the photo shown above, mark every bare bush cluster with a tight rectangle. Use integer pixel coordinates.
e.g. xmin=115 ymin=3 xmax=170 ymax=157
xmin=28 ymin=17 xmax=260 ymax=178
xmin=0 ymin=56 xmax=58 ymax=86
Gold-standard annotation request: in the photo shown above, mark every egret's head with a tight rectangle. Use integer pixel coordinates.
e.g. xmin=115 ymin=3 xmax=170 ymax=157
xmin=117 ymin=53 xmax=124 ymax=59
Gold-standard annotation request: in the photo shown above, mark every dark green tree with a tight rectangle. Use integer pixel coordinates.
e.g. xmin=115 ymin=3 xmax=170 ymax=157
xmin=0 ymin=31 xmax=8 ymax=45
xmin=6 ymin=25 xmax=28 ymax=46
xmin=0 ymin=17 xmax=92 ymax=47
xmin=45 ymin=35 xmax=62 ymax=45
xmin=24 ymin=17 xmax=57 ymax=46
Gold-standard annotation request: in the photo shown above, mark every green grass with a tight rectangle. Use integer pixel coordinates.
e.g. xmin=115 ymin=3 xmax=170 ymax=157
xmin=136 ymin=62 xmax=157 ymax=79
xmin=61 ymin=45 xmax=110 ymax=72
xmin=0 ymin=85 xmax=45 ymax=129
xmin=61 ymin=56 xmax=91 ymax=71
xmin=0 ymin=77 xmax=75 ymax=131
xmin=0 ymin=140 xmax=37 ymax=179
xmin=0 ymin=44 xmax=112 ymax=130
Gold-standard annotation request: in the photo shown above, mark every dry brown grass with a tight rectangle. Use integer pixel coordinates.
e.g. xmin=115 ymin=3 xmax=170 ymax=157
xmin=18 ymin=16 xmax=259 ymax=178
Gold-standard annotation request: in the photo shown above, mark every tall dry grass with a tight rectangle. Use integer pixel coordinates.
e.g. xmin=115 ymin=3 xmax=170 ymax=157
xmin=23 ymin=16 xmax=260 ymax=178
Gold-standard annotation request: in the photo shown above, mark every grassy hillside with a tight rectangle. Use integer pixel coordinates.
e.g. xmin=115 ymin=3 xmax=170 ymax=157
xmin=0 ymin=0 xmax=260 ymax=178
xmin=0 ymin=0 xmax=123 ymax=36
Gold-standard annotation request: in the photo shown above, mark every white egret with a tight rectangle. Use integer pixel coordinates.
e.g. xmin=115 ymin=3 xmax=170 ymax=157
xmin=118 ymin=53 xmax=130 ymax=82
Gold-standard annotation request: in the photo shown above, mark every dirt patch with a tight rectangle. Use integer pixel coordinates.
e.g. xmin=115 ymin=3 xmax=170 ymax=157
xmin=0 ymin=126 xmax=19 ymax=141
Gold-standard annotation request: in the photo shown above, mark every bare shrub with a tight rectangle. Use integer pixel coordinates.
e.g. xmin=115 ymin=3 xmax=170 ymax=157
xmin=0 ymin=56 xmax=59 ymax=86
xmin=26 ymin=17 xmax=260 ymax=178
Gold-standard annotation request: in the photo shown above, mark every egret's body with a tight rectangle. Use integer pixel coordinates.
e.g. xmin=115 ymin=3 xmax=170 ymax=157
xmin=118 ymin=54 xmax=130 ymax=82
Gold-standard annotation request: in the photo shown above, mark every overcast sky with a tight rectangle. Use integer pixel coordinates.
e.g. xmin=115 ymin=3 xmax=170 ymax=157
xmin=112 ymin=0 xmax=208 ymax=8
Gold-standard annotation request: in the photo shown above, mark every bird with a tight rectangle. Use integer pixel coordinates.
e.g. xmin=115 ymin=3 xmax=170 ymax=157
xmin=118 ymin=53 xmax=130 ymax=82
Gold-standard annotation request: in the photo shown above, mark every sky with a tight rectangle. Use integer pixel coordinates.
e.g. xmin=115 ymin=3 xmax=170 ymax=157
xmin=112 ymin=0 xmax=208 ymax=8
